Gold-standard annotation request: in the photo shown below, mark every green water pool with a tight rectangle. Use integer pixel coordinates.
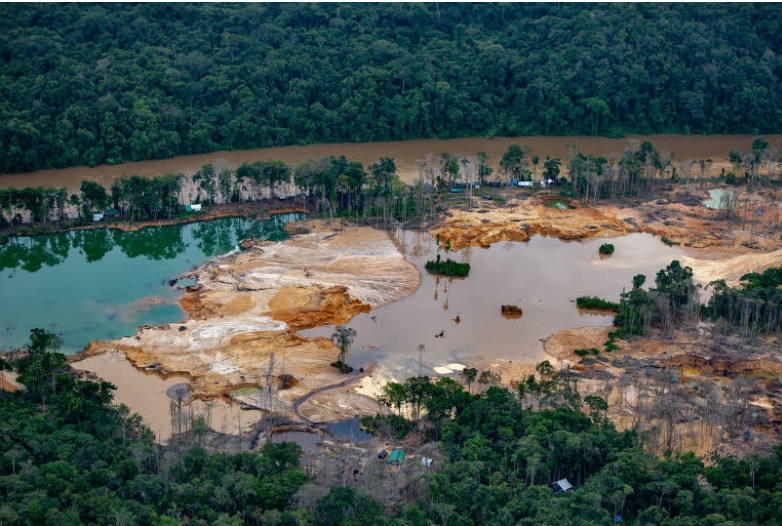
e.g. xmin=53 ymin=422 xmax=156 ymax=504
xmin=0 ymin=214 xmax=301 ymax=353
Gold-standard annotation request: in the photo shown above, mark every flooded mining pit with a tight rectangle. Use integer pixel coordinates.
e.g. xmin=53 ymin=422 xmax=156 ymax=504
xmin=5 ymin=189 xmax=781 ymax=445
xmin=75 ymin=223 xmax=693 ymax=442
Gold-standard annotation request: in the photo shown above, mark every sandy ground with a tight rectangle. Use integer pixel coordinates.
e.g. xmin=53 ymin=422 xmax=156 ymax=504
xmin=0 ymin=370 xmax=20 ymax=393
xmin=72 ymin=223 xmax=419 ymax=424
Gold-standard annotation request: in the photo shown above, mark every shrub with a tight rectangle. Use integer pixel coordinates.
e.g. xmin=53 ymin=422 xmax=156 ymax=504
xmin=330 ymin=361 xmax=353 ymax=374
xmin=661 ymin=236 xmax=679 ymax=246
xmin=361 ymin=415 xmax=410 ymax=439
xmin=425 ymin=255 xmax=470 ymax=277
xmin=599 ymin=243 xmax=615 ymax=255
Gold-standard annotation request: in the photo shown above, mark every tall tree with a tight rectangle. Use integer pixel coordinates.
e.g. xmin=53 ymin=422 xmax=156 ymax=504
xmin=331 ymin=325 xmax=356 ymax=371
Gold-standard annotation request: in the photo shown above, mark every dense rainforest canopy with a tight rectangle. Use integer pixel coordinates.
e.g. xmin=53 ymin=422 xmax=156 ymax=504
xmin=6 ymin=326 xmax=782 ymax=525
xmin=1 ymin=3 xmax=781 ymax=173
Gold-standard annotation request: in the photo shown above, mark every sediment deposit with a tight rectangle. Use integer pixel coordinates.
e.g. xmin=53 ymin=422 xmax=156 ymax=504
xmin=75 ymin=223 xmax=419 ymax=406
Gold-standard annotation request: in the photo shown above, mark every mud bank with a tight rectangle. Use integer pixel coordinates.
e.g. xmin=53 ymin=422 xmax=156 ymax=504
xmin=433 ymin=188 xmax=782 ymax=283
xmin=73 ymin=223 xmax=419 ymax=417
xmin=436 ymin=191 xmax=779 ymax=250
xmin=432 ymin=195 xmax=629 ymax=250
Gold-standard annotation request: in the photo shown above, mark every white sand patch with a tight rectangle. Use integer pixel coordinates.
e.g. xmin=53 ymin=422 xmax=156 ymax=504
xmin=337 ymin=399 xmax=353 ymax=410
xmin=683 ymin=247 xmax=782 ymax=287
xmin=188 ymin=317 xmax=287 ymax=349
xmin=354 ymin=367 xmax=396 ymax=398
xmin=433 ymin=363 xmax=467 ymax=374
xmin=215 ymin=226 xmax=420 ymax=309
xmin=210 ymin=360 xmax=241 ymax=375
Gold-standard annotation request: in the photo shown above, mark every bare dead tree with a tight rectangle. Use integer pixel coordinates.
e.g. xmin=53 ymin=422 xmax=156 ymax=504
xmin=265 ymin=352 xmax=276 ymax=412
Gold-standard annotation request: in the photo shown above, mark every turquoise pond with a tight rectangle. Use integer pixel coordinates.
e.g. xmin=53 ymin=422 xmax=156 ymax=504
xmin=703 ymin=189 xmax=735 ymax=210
xmin=0 ymin=214 xmax=301 ymax=353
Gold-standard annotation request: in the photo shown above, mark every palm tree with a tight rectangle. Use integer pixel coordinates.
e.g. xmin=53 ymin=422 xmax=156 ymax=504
xmin=461 ymin=367 xmax=478 ymax=394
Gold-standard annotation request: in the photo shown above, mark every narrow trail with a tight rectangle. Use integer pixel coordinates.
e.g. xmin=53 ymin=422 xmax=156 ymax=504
xmin=292 ymin=363 xmax=376 ymax=424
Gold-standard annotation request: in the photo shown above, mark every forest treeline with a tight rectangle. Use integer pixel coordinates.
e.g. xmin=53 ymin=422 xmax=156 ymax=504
xmin=1 ymin=3 xmax=781 ymax=173
xmin=6 ymin=327 xmax=782 ymax=525
xmin=3 ymin=133 xmax=776 ymax=235
xmin=0 ymin=154 xmax=423 ymax=231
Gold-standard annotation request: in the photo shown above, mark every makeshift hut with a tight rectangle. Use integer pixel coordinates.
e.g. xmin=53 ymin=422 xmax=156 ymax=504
xmin=549 ymin=478 xmax=574 ymax=494
xmin=387 ymin=449 xmax=406 ymax=467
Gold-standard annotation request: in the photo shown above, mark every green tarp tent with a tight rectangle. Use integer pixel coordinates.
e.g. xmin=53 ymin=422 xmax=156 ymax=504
xmin=387 ymin=449 xmax=405 ymax=466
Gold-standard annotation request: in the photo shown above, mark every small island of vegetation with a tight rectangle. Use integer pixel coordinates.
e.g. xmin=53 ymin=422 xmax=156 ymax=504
xmin=425 ymin=254 xmax=471 ymax=277
xmin=576 ymin=295 xmax=620 ymax=311
xmin=599 ymin=242 xmax=615 ymax=255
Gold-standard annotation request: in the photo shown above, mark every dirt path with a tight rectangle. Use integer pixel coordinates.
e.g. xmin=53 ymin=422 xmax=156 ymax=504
xmin=292 ymin=365 xmax=375 ymax=424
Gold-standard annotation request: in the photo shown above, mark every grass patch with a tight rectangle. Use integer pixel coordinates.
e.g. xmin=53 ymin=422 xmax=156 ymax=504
xmin=545 ymin=198 xmax=569 ymax=210
xmin=576 ymin=296 xmax=619 ymax=310
xmin=231 ymin=387 xmax=261 ymax=397
xmin=17 ymin=225 xmax=52 ymax=236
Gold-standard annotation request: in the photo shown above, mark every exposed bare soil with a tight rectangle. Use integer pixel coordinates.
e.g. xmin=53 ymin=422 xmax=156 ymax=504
xmin=71 ymin=184 xmax=782 ymax=455
xmin=73 ymin=222 xmax=419 ymax=422
xmin=541 ymin=324 xmax=782 ymax=458
xmin=434 ymin=186 xmax=782 ymax=284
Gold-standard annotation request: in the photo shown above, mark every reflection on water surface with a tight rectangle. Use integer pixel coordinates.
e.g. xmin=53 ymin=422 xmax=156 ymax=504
xmin=0 ymin=214 xmax=300 ymax=352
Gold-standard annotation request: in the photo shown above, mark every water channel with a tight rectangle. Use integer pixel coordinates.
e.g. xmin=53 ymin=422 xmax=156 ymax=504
xmin=2 ymin=134 xmax=779 ymax=194
xmin=0 ymin=214 xmax=300 ymax=353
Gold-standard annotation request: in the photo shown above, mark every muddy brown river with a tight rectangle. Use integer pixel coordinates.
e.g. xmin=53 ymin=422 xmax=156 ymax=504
xmin=2 ymin=134 xmax=779 ymax=194
xmin=74 ymin=353 xmax=263 ymax=442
